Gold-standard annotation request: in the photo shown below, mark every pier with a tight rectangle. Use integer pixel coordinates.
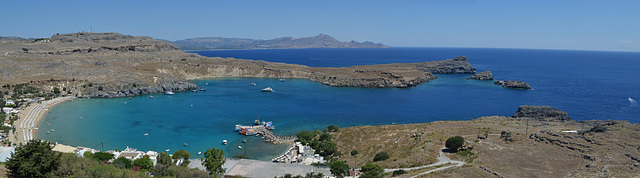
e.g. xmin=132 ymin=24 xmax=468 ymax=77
xmin=252 ymin=126 xmax=297 ymax=145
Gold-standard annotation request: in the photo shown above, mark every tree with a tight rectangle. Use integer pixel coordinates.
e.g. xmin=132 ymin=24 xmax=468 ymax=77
xmin=327 ymin=125 xmax=339 ymax=132
xmin=373 ymin=152 xmax=389 ymax=162
xmin=133 ymin=155 xmax=154 ymax=172
xmin=172 ymin=149 xmax=191 ymax=166
xmin=296 ymin=130 xmax=315 ymax=143
xmin=201 ymin=147 xmax=226 ymax=175
xmin=112 ymin=157 xmax=133 ymax=169
xmin=319 ymin=140 xmax=337 ymax=157
xmin=53 ymin=87 xmax=61 ymax=94
xmin=360 ymin=163 xmax=383 ymax=178
xmin=329 ymin=161 xmax=350 ymax=177
xmin=156 ymin=152 xmax=172 ymax=165
xmin=89 ymin=152 xmax=114 ymax=162
xmin=351 ymin=150 xmax=358 ymax=167
xmin=446 ymin=136 xmax=465 ymax=151
xmin=319 ymin=132 xmax=332 ymax=141
xmin=6 ymin=139 xmax=61 ymax=177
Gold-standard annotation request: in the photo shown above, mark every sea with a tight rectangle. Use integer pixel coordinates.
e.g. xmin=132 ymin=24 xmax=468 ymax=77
xmin=37 ymin=47 xmax=640 ymax=160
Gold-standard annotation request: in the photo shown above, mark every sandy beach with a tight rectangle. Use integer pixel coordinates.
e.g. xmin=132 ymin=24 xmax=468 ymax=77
xmin=10 ymin=96 xmax=75 ymax=145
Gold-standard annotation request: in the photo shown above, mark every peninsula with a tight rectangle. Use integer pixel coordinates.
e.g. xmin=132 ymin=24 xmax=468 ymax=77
xmin=0 ymin=32 xmax=474 ymax=98
xmin=169 ymin=34 xmax=387 ymax=50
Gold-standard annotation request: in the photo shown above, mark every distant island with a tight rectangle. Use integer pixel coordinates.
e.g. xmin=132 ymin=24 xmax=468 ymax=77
xmin=168 ymin=34 xmax=387 ymax=50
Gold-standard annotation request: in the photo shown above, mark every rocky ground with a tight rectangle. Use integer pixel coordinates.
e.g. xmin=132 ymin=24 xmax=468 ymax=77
xmin=332 ymin=106 xmax=640 ymax=177
xmin=1 ymin=32 xmax=475 ymax=98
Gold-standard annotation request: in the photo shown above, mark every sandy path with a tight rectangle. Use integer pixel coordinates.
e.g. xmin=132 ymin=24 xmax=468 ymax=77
xmin=384 ymin=146 xmax=466 ymax=177
xmin=11 ymin=97 xmax=74 ymax=145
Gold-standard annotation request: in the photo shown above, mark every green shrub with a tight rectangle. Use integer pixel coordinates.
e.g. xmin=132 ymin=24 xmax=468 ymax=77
xmin=392 ymin=169 xmax=407 ymax=176
xmin=373 ymin=152 xmax=389 ymax=162
xmin=446 ymin=136 xmax=464 ymax=151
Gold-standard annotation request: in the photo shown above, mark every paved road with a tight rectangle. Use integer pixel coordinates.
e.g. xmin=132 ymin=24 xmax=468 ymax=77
xmin=384 ymin=146 xmax=466 ymax=177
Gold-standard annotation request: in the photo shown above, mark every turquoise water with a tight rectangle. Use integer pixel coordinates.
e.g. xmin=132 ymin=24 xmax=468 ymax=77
xmin=38 ymin=48 xmax=640 ymax=160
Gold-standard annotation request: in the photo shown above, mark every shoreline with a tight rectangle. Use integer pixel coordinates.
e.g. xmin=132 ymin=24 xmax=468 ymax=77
xmin=12 ymin=96 xmax=74 ymax=145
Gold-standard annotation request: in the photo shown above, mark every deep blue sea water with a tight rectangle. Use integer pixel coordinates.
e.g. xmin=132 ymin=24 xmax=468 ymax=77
xmin=38 ymin=48 xmax=640 ymax=160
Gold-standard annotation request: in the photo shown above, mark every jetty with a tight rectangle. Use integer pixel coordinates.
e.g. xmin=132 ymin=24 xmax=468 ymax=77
xmin=252 ymin=126 xmax=297 ymax=145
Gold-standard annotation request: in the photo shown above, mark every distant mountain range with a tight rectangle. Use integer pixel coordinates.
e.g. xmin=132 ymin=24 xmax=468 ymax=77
xmin=168 ymin=34 xmax=387 ymax=50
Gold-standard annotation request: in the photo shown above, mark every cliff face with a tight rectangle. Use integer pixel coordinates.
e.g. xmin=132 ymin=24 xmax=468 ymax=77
xmin=0 ymin=32 xmax=475 ymax=98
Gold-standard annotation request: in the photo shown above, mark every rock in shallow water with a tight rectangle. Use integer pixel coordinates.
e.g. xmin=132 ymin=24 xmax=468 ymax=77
xmin=494 ymin=80 xmax=532 ymax=89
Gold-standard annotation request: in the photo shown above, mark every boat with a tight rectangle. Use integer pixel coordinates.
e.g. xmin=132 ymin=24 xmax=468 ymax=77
xmin=261 ymin=87 xmax=274 ymax=92
xmin=242 ymin=139 xmax=247 ymax=143
xmin=280 ymin=78 xmax=286 ymax=82
xmin=46 ymin=131 xmax=51 ymax=134
xmin=184 ymin=143 xmax=188 ymax=146
xmin=238 ymin=146 xmax=242 ymax=149
xmin=250 ymin=82 xmax=256 ymax=86
xmin=165 ymin=149 xmax=170 ymax=152
xmin=223 ymin=140 xmax=227 ymax=145
xmin=144 ymin=133 xmax=148 ymax=136
xmin=149 ymin=95 xmax=154 ymax=98
xmin=129 ymin=97 xmax=132 ymax=100
xmin=165 ymin=91 xmax=175 ymax=95
xmin=192 ymin=90 xmax=198 ymax=92
xmin=198 ymin=152 xmax=202 ymax=155
xmin=200 ymin=88 xmax=206 ymax=91
xmin=50 ymin=129 xmax=55 ymax=132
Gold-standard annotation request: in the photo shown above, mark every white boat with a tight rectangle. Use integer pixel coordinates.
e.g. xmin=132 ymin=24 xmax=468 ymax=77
xmin=192 ymin=90 xmax=198 ymax=92
xmin=223 ymin=140 xmax=227 ymax=145
xmin=165 ymin=91 xmax=175 ymax=95
xmin=198 ymin=152 xmax=202 ymax=155
xmin=250 ymin=82 xmax=256 ymax=86
xmin=238 ymin=146 xmax=242 ymax=149
xmin=200 ymin=88 xmax=206 ymax=91
xmin=280 ymin=78 xmax=286 ymax=82
xmin=261 ymin=87 xmax=274 ymax=92
xmin=166 ymin=149 xmax=170 ymax=152
xmin=149 ymin=95 xmax=154 ymax=98
xmin=144 ymin=133 xmax=148 ymax=136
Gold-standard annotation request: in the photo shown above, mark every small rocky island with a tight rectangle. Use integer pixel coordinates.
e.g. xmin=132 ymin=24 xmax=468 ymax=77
xmin=494 ymin=80 xmax=532 ymax=89
xmin=467 ymin=71 xmax=494 ymax=80
xmin=466 ymin=70 xmax=532 ymax=89
xmin=512 ymin=105 xmax=572 ymax=122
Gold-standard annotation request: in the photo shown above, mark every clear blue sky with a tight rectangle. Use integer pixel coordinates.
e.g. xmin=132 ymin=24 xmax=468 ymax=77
xmin=2 ymin=0 xmax=639 ymax=52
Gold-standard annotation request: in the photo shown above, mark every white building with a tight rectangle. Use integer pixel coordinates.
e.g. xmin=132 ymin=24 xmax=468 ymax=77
xmin=2 ymin=108 xmax=13 ymax=113
xmin=5 ymin=100 xmax=14 ymax=105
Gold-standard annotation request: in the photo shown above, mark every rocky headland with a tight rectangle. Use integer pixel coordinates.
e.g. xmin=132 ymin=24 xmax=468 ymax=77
xmin=466 ymin=70 xmax=493 ymax=80
xmin=0 ymin=32 xmax=475 ymax=98
xmin=493 ymin=80 xmax=532 ymax=89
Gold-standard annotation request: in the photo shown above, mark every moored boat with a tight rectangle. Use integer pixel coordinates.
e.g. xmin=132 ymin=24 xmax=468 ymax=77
xmin=261 ymin=87 xmax=274 ymax=92
xmin=165 ymin=91 xmax=175 ymax=95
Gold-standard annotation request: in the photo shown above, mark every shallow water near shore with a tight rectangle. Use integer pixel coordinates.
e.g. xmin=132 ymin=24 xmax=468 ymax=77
xmin=38 ymin=48 xmax=640 ymax=160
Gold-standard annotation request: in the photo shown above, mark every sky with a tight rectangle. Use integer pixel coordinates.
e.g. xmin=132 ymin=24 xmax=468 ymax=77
xmin=2 ymin=0 xmax=639 ymax=52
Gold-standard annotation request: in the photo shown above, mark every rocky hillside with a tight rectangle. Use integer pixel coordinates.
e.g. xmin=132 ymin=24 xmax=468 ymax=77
xmin=332 ymin=106 xmax=640 ymax=177
xmin=0 ymin=32 xmax=473 ymax=98
xmin=170 ymin=34 xmax=387 ymax=50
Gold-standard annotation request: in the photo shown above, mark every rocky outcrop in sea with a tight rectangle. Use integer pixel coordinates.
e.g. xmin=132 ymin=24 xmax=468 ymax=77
xmin=467 ymin=71 xmax=494 ymax=80
xmin=494 ymin=80 xmax=532 ymax=89
xmin=512 ymin=105 xmax=572 ymax=122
